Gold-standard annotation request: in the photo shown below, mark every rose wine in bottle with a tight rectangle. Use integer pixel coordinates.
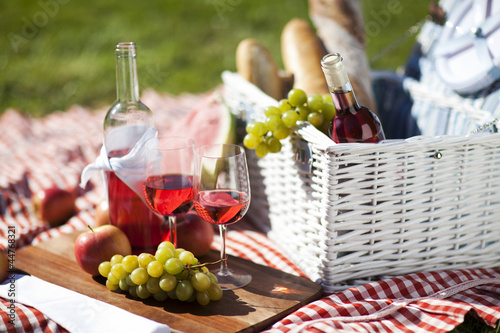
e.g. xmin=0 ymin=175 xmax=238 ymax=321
xmin=103 ymin=42 xmax=163 ymax=253
xmin=321 ymin=53 xmax=385 ymax=143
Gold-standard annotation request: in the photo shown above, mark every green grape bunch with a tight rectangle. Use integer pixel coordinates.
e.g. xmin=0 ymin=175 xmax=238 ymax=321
xmin=98 ymin=241 xmax=223 ymax=306
xmin=243 ymin=88 xmax=336 ymax=158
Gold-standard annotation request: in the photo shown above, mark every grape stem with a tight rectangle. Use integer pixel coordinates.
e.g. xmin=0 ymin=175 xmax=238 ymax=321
xmin=186 ymin=259 xmax=222 ymax=271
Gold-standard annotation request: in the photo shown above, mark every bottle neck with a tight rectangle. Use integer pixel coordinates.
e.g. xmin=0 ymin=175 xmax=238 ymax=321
xmin=330 ymin=89 xmax=359 ymax=113
xmin=115 ymin=42 xmax=140 ymax=103
xmin=104 ymin=42 xmax=155 ymax=146
xmin=321 ymin=53 xmax=360 ymax=113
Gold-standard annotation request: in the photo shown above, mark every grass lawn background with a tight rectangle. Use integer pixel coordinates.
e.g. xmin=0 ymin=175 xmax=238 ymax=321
xmin=1 ymin=0 xmax=428 ymax=117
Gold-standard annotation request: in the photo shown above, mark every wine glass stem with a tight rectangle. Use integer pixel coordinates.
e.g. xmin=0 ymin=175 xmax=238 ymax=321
xmin=219 ymin=225 xmax=229 ymax=276
xmin=168 ymin=216 xmax=177 ymax=247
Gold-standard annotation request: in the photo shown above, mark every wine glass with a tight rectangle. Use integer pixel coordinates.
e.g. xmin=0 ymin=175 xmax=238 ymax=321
xmin=143 ymin=136 xmax=195 ymax=247
xmin=193 ymin=144 xmax=251 ymax=290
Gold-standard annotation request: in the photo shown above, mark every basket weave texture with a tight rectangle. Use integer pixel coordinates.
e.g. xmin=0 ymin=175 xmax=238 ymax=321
xmin=222 ymin=72 xmax=500 ymax=293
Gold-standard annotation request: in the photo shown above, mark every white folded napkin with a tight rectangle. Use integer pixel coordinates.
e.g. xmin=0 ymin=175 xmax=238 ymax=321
xmin=0 ymin=274 xmax=170 ymax=333
xmin=80 ymin=124 xmax=158 ymax=197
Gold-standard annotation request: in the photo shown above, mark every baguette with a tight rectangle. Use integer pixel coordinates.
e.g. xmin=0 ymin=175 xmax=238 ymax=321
xmin=308 ymin=0 xmax=377 ymax=114
xmin=281 ymin=18 xmax=329 ymax=96
xmin=236 ymin=38 xmax=284 ymax=100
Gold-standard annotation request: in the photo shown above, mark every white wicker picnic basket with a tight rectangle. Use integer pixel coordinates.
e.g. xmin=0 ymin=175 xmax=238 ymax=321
xmin=222 ymin=71 xmax=500 ymax=293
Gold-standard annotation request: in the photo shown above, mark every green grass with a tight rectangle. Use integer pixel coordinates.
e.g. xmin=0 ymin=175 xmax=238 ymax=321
xmin=1 ymin=0 xmax=430 ymax=117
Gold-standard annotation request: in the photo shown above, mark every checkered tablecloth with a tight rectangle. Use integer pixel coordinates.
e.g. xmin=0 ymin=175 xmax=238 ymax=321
xmin=1 ymin=90 xmax=500 ymax=333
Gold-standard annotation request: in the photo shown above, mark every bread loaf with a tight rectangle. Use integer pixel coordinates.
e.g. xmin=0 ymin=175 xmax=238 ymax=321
xmin=281 ymin=18 xmax=329 ymax=96
xmin=309 ymin=0 xmax=378 ymax=114
xmin=236 ymin=38 xmax=284 ymax=100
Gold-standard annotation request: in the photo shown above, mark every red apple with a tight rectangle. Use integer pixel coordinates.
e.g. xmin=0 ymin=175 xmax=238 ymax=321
xmin=32 ymin=187 xmax=77 ymax=227
xmin=74 ymin=225 xmax=131 ymax=276
xmin=94 ymin=199 xmax=110 ymax=226
xmin=176 ymin=211 xmax=215 ymax=257
xmin=0 ymin=250 xmax=9 ymax=283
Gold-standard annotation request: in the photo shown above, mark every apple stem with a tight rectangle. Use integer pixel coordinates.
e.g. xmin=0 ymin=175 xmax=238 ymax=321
xmin=88 ymin=225 xmax=95 ymax=233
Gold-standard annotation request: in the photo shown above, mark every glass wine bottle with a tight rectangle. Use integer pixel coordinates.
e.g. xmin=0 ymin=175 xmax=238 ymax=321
xmin=103 ymin=42 xmax=162 ymax=253
xmin=321 ymin=53 xmax=385 ymax=143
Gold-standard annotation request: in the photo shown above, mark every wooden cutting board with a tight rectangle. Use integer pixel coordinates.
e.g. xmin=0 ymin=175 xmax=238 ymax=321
xmin=15 ymin=232 xmax=323 ymax=333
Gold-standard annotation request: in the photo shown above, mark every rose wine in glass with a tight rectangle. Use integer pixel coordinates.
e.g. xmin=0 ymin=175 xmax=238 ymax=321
xmin=144 ymin=137 xmax=195 ymax=247
xmin=193 ymin=144 xmax=251 ymax=290
xmin=194 ymin=190 xmax=249 ymax=225
xmin=144 ymin=174 xmax=193 ymax=216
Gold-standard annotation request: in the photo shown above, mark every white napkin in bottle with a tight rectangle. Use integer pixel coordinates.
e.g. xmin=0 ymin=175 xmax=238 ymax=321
xmin=0 ymin=274 xmax=170 ymax=333
xmin=80 ymin=124 xmax=158 ymax=197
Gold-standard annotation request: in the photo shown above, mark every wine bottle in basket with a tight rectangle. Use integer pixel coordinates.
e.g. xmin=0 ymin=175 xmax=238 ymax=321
xmin=321 ymin=53 xmax=385 ymax=143
xmin=103 ymin=42 xmax=162 ymax=252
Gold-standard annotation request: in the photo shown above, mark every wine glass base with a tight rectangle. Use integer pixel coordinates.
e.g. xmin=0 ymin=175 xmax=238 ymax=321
xmin=213 ymin=267 xmax=252 ymax=290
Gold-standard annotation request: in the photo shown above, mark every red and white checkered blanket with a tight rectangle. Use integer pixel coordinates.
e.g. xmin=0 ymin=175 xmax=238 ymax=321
xmin=1 ymin=90 xmax=499 ymax=332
